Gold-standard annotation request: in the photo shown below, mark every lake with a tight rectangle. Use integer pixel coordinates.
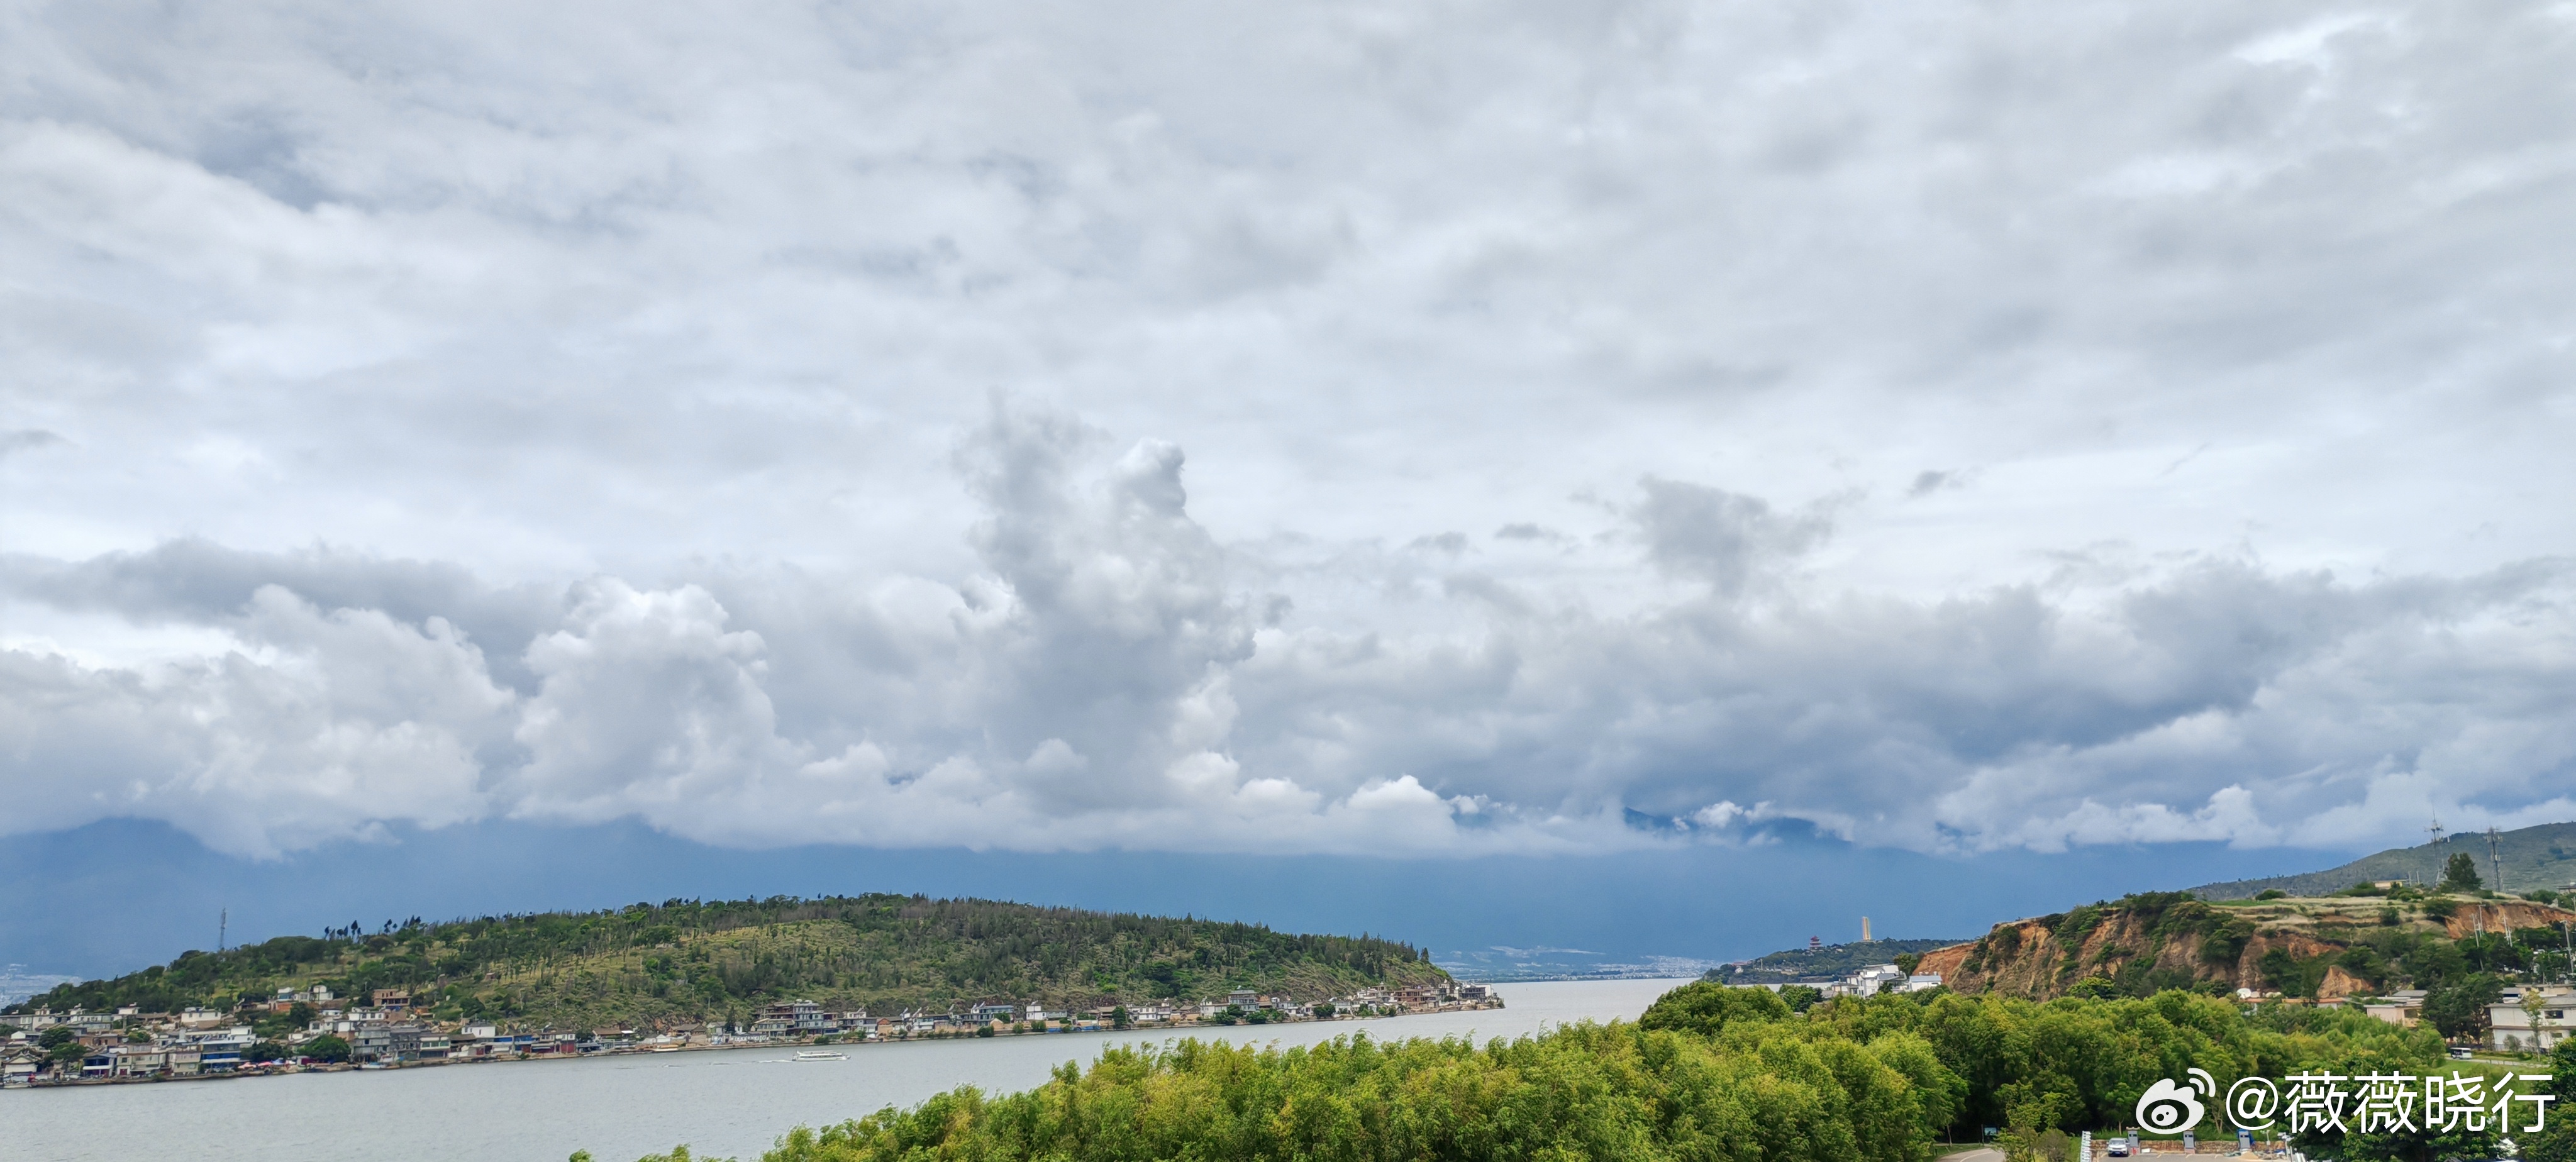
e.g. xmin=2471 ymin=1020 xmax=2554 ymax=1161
xmin=3 ymin=977 xmax=1692 ymax=1162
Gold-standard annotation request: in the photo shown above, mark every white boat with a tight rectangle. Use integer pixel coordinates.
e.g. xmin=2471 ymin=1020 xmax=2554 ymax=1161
xmin=794 ymin=1049 xmax=848 ymax=1061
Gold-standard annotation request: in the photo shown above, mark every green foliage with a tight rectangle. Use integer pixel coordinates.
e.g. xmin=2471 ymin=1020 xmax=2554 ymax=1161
xmin=682 ymin=985 xmax=2467 ymax=1162
xmin=745 ymin=1023 xmax=1957 ymax=1162
xmin=1780 ymin=985 xmax=1824 ymax=1013
xmin=301 ymin=1034 xmax=352 ymax=1063
xmin=2531 ymin=1048 xmax=2576 ymax=1162
xmin=2066 ymin=977 xmax=2119 ymax=1000
xmin=2260 ymin=948 xmax=2334 ymax=998
xmin=16 ymin=894 xmax=1445 ymax=1032
xmin=252 ymin=1001 xmax=314 ymax=1040
xmin=2445 ymin=853 xmax=2484 ymax=892
xmin=2284 ymin=1036 xmax=2504 ymax=1162
xmin=2336 ymin=946 xmax=2390 ymax=988
xmin=2529 ymin=1124 xmax=2576 ymax=1162
xmin=1635 ymin=981 xmax=1790 ymax=1036
xmin=2257 ymin=888 xmax=2289 ymax=900
xmin=2421 ymin=973 xmax=2504 ymax=1041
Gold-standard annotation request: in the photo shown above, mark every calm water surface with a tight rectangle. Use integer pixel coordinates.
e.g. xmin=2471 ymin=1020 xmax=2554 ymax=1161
xmin=4 ymin=978 xmax=1690 ymax=1162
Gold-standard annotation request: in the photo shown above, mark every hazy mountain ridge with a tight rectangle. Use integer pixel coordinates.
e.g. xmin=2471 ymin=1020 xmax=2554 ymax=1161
xmin=2189 ymin=822 xmax=2576 ymax=900
xmin=1438 ymin=946 xmax=1726 ymax=982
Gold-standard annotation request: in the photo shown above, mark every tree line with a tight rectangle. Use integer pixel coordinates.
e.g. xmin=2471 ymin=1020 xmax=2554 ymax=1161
xmin=604 ymin=983 xmax=2576 ymax=1162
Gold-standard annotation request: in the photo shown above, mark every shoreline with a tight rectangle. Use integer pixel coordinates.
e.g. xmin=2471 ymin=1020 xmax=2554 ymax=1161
xmin=3 ymin=999 xmax=1510 ymax=1093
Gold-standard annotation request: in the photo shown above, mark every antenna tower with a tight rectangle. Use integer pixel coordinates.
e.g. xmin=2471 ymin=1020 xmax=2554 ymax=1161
xmin=2486 ymin=827 xmax=2506 ymax=894
xmin=218 ymin=907 xmax=228 ymax=953
xmin=2426 ymin=814 xmax=2445 ymax=846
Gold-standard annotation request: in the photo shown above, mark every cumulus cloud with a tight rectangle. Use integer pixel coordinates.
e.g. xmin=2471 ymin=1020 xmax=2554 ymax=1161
xmin=0 ymin=586 xmax=513 ymax=856
xmin=4 ymin=404 xmax=2573 ymax=860
xmin=1630 ymin=479 xmax=1834 ymax=599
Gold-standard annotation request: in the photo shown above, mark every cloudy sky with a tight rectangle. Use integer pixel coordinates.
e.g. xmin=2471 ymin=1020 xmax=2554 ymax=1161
xmin=6 ymin=1 xmax=2575 ymax=970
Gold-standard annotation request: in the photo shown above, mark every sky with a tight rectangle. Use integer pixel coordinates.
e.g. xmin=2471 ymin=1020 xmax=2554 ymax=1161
xmin=5 ymin=0 xmax=2575 ymax=980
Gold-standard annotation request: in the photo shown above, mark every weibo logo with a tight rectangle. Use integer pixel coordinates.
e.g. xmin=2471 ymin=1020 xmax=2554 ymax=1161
xmin=2136 ymin=1069 xmax=2214 ymax=1132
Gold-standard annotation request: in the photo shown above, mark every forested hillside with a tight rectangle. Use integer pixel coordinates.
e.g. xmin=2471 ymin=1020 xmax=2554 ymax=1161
xmin=5 ymin=894 xmax=1447 ymax=1031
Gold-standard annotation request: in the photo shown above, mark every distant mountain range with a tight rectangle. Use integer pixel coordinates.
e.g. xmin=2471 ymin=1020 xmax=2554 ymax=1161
xmin=2189 ymin=821 xmax=2576 ymax=900
xmin=1438 ymin=946 xmax=1724 ymax=982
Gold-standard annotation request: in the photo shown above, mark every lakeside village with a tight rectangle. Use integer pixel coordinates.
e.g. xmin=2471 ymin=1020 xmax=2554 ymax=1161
xmin=1764 ymin=947 xmax=2576 ymax=1053
xmin=0 ymin=979 xmax=1502 ymax=1088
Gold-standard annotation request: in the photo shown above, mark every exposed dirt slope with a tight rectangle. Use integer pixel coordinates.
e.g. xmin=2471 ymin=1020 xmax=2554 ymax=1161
xmin=1918 ymin=894 xmax=2576 ymax=1002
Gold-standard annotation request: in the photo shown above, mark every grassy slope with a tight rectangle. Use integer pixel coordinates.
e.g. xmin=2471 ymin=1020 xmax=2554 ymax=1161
xmin=9 ymin=894 xmax=1449 ymax=1031
xmin=2190 ymin=821 xmax=2576 ymax=900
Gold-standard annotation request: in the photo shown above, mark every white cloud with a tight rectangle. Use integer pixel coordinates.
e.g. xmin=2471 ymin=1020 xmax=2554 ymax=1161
xmin=0 ymin=585 xmax=511 ymax=856
xmin=4 ymin=406 xmax=2572 ymax=860
xmin=3 ymin=3 xmax=2573 ymax=859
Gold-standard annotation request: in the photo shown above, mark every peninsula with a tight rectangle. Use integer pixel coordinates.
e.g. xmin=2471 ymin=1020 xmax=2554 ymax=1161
xmin=1 ymin=894 xmax=1488 ymax=1083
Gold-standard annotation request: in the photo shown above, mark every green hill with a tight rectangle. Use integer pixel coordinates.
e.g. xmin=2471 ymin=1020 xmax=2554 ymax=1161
xmin=1704 ymin=938 xmax=1968 ymax=985
xmin=2189 ymin=821 xmax=2576 ymax=900
xmin=4 ymin=894 xmax=1448 ymax=1032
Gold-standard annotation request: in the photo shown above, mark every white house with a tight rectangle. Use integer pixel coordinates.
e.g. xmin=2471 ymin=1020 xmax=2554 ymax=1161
xmin=2490 ymin=988 xmax=2576 ymax=1051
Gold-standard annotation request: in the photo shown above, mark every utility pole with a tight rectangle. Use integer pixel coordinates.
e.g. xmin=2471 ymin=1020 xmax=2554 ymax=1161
xmin=2487 ymin=827 xmax=2507 ymax=895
